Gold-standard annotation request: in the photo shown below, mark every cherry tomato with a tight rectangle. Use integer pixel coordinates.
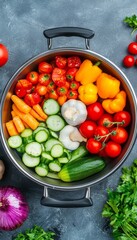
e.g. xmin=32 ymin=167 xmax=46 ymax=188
xmin=94 ymin=126 xmax=109 ymax=142
xmin=49 ymin=89 xmax=59 ymax=100
xmin=24 ymin=92 xmax=41 ymax=106
xmin=0 ymin=43 xmax=8 ymax=67
xmin=87 ymin=102 xmax=104 ymax=121
xmin=38 ymin=62 xmax=53 ymax=73
xmin=110 ymin=127 xmax=128 ymax=144
xmin=79 ymin=120 xmax=97 ymax=138
xmin=98 ymin=113 xmax=113 ymax=128
xmin=105 ymin=141 xmax=122 ymax=158
xmin=123 ymin=55 xmax=135 ymax=68
xmin=86 ymin=138 xmax=102 ymax=154
xmin=47 ymin=81 xmax=56 ymax=92
xmin=67 ymin=56 xmax=81 ymax=68
xmin=56 ymin=86 xmax=68 ymax=96
xmin=52 ymin=68 xmax=66 ymax=87
xmin=26 ymin=71 xmax=39 ymax=85
xmin=67 ymin=90 xmax=78 ymax=99
xmin=113 ymin=111 xmax=131 ymax=127
xmin=69 ymin=81 xmax=80 ymax=90
xmin=38 ymin=73 xmax=51 ymax=86
xmin=55 ymin=56 xmax=67 ymax=69
xmin=128 ymin=42 xmax=137 ymax=55
xmin=66 ymin=68 xmax=78 ymax=80
xmin=15 ymin=79 xmax=33 ymax=97
xmin=15 ymin=84 xmax=26 ymax=98
xmin=35 ymin=84 xmax=47 ymax=95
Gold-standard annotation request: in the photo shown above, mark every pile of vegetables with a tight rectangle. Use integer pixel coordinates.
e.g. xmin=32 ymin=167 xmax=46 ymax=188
xmin=5 ymin=55 xmax=132 ymax=182
xmin=102 ymin=159 xmax=137 ymax=240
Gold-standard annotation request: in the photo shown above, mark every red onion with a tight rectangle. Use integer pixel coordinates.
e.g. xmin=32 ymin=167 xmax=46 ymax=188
xmin=0 ymin=186 xmax=29 ymax=231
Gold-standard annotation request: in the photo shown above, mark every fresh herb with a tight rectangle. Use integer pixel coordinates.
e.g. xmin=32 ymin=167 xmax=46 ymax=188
xmin=13 ymin=225 xmax=56 ymax=240
xmin=123 ymin=15 xmax=137 ymax=34
xmin=102 ymin=159 xmax=137 ymax=240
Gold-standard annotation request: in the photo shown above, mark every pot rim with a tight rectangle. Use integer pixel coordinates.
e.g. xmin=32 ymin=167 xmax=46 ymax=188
xmin=1 ymin=47 xmax=137 ymax=190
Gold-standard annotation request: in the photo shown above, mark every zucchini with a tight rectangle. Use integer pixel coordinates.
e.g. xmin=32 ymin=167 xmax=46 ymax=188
xmin=69 ymin=145 xmax=89 ymax=162
xmin=58 ymin=156 xmax=106 ymax=182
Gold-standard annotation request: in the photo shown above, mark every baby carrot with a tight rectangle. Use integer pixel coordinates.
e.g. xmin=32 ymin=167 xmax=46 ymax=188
xmin=23 ymin=113 xmax=39 ymax=130
xmin=33 ymin=104 xmax=47 ymax=120
xmin=6 ymin=120 xmax=18 ymax=136
xmin=30 ymin=109 xmax=45 ymax=122
xmin=11 ymin=110 xmax=16 ymax=118
xmin=13 ymin=116 xmax=25 ymax=133
xmin=12 ymin=104 xmax=26 ymax=119
xmin=11 ymin=95 xmax=31 ymax=114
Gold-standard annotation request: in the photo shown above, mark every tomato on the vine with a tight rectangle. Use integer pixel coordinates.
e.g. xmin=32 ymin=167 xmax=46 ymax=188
xmin=86 ymin=138 xmax=102 ymax=154
xmin=123 ymin=55 xmax=135 ymax=68
xmin=67 ymin=90 xmax=78 ymax=99
xmin=0 ymin=43 xmax=8 ymax=67
xmin=113 ymin=111 xmax=131 ymax=127
xmin=38 ymin=73 xmax=51 ymax=86
xmin=79 ymin=120 xmax=97 ymax=139
xmin=94 ymin=126 xmax=110 ymax=142
xmin=55 ymin=56 xmax=67 ymax=69
xmin=98 ymin=113 xmax=113 ymax=128
xmin=35 ymin=84 xmax=47 ymax=96
xmin=105 ymin=141 xmax=122 ymax=158
xmin=26 ymin=71 xmax=39 ymax=85
xmin=128 ymin=42 xmax=137 ymax=55
xmin=110 ymin=127 xmax=128 ymax=144
xmin=87 ymin=102 xmax=104 ymax=121
xmin=38 ymin=62 xmax=53 ymax=73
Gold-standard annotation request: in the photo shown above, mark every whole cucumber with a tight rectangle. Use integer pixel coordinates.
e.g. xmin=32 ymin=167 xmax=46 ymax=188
xmin=58 ymin=156 xmax=106 ymax=182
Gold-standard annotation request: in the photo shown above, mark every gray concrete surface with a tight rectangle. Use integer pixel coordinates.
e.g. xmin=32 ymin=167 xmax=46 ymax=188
xmin=0 ymin=0 xmax=137 ymax=239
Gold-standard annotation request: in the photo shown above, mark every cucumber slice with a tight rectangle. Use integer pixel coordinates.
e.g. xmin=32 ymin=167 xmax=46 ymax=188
xmin=44 ymin=138 xmax=62 ymax=152
xmin=35 ymin=130 xmax=49 ymax=143
xmin=49 ymin=130 xmax=59 ymax=139
xmin=41 ymin=152 xmax=53 ymax=161
xmin=21 ymin=128 xmax=33 ymax=138
xmin=22 ymin=153 xmax=40 ymax=167
xmin=39 ymin=122 xmax=46 ymax=127
xmin=58 ymin=157 xmax=69 ymax=164
xmin=33 ymin=126 xmax=49 ymax=136
xmin=25 ymin=142 xmax=42 ymax=157
xmin=49 ymin=160 xmax=61 ymax=172
xmin=8 ymin=135 xmax=22 ymax=149
xmin=51 ymin=144 xmax=64 ymax=158
xmin=46 ymin=115 xmax=65 ymax=132
xmin=16 ymin=144 xmax=25 ymax=153
xmin=47 ymin=172 xmax=60 ymax=179
xmin=43 ymin=99 xmax=60 ymax=115
xmin=35 ymin=164 xmax=49 ymax=177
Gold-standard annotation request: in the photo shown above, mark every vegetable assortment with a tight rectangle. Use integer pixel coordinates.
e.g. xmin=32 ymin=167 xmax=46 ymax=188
xmin=5 ymin=54 xmax=132 ymax=182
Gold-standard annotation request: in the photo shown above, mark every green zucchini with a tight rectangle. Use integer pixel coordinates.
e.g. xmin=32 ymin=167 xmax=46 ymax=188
xmin=58 ymin=156 xmax=106 ymax=182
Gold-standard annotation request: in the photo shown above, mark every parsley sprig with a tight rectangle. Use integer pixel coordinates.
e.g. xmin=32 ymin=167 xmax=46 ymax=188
xmin=123 ymin=15 xmax=137 ymax=34
xmin=102 ymin=159 xmax=137 ymax=240
xmin=13 ymin=225 xmax=56 ymax=240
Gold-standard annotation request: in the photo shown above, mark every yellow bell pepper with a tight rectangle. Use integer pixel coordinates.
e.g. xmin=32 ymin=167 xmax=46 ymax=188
xmin=78 ymin=83 xmax=98 ymax=105
xmin=97 ymin=73 xmax=120 ymax=99
xmin=75 ymin=59 xmax=102 ymax=85
xmin=102 ymin=91 xmax=126 ymax=114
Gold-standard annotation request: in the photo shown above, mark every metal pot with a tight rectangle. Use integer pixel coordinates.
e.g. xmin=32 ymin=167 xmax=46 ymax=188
xmin=1 ymin=27 xmax=137 ymax=207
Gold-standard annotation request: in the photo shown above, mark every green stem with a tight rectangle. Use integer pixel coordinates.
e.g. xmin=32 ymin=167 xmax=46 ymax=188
xmin=94 ymin=61 xmax=101 ymax=66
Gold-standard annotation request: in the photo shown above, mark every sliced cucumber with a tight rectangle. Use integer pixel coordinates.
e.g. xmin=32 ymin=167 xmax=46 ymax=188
xmin=25 ymin=142 xmax=42 ymax=157
xmin=47 ymin=172 xmax=60 ymax=179
xmin=49 ymin=130 xmax=59 ymax=139
xmin=43 ymin=99 xmax=60 ymax=115
xmin=39 ymin=122 xmax=46 ymax=127
xmin=21 ymin=128 xmax=33 ymax=138
xmin=41 ymin=152 xmax=53 ymax=161
xmin=46 ymin=115 xmax=65 ymax=132
xmin=33 ymin=126 xmax=49 ymax=136
xmin=8 ymin=135 xmax=22 ymax=149
xmin=35 ymin=164 xmax=49 ymax=177
xmin=58 ymin=157 xmax=69 ymax=164
xmin=51 ymin=144 xmax=64 ymax=158
xmin=35 ymin=130 xmax=49 ymax=143
xmin=63 ymin=149 xmax=72 ymax=160
xmin=22 ymin=153 xmax=40 ymax=167
xmin=16 ymin=144 xmax=25 ymax=153
xmin=49 ymin=160 xmax=61 ymax=172
xmin=44 ymin=138 xmax=62 ymax=152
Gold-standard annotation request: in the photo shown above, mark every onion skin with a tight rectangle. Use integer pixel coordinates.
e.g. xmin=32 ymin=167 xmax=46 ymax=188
xmin=0 ymin=186 xmax=29 ymax=231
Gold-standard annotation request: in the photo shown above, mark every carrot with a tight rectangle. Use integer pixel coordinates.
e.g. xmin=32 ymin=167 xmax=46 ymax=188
xmin=6 ymin=120 xmax=18 ymax=136
xmin=11 ymin=110 xmax=16 ymax=118
xmin=13 ymin=116 xmax=25 ymax=133
xmin=12 ymin=104 xmax=26 ymax=119
xmin=33 ymin=104 xmax=47 ymax=120
xmin=58 ymin=95 xmax=67 ymax=106
xmin=30 ymin=109 xmax=45 ymax=122
xmin=11 ymin=95 xmax=31 ymax=114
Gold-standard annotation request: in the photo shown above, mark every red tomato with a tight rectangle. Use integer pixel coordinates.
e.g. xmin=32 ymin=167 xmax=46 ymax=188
xmin=55 ymin=56 xmax=67 ymax=69
xmin=64 ymin=81 xmax=70 ymax=89
xmin=38 ymin=62 xmax=53 ymax=73
xmin=98 ymin=113 xmax=113 ymax=128
xmin=123 ymin=55 xmax=135 ymax=68
xmin=66 ymin=68 xmax=78 ymax=80
xmin=113 ymin=111 xmax=131 ymax=127
xmin=47 ymin=81 xmax=56 ymax=92
xmin=94 ymin=126 xmax=109 ymax=142
xmin=26 ymin=71 xmax=39 ymax=85
xmin=105 ymin=141 xmax=122 ymax=158
xmin=56 ymin=86 xmax=68 ymax=96
xmin=49 ymin=89 xmax=59 ymax=100
xmin=110 ymin=127 xmax=128 ymax=144
xmin=24 ymin=92 xmax=41 ymax=106
xmin=15 ymin=79 xmax=33 ymax=97
xmin=15 ymin=84 xmax=26 ymax=98
xmin=0 ymin=43 xmax=8 ymax=67
xmin=35 ymin=84 xmax=47 ymax=96
xmin=69 ymin=81 xmax=80 ymax=90
xmin=128 ymin=42 xmax=137 ymax=55
xmin=86 ymin=138 xmax=102 ymax=154
xmin=67 ymin=90 xmax=78 ymax=99
xmin=67 ymin=56 xmax=81 ymax=68
xmin=79 ymin=120 xmax=97 ymax=138
xmin=38 ymin=73 xmax=51 ymax=86
xmin=87 ymin=102 xmax=104 ymax=121
xmin=52 ymin=68 xmax=66 ymax=87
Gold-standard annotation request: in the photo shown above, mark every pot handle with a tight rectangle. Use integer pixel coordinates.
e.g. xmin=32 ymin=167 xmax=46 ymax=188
xmin=43 ymin=27 xmax=95 ymax=50
xmin=41 ymin=186 xmax=93 ymax=208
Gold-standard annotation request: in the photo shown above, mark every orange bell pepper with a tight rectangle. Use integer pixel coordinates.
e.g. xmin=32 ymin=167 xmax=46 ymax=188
xmin=78 ymin=83 xmax=98 ymax=105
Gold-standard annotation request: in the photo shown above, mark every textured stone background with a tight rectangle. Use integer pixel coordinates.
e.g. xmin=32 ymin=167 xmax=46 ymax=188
xmin=0 ymin=1 xmax=137 ymax=239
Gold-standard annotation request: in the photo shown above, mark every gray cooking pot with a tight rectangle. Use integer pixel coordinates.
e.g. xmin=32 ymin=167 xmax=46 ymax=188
xmin=1 ymin=27 xmax=137 ymax=207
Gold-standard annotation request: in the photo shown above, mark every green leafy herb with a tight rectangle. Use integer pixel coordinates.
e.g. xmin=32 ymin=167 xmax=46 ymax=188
xmin=13 ymin=225 xmax=56 ymax=240
xmin=123 ymin=15 xmax=137 ymax=34
xmin=102 ymin=159 xmax=137 ymax=240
